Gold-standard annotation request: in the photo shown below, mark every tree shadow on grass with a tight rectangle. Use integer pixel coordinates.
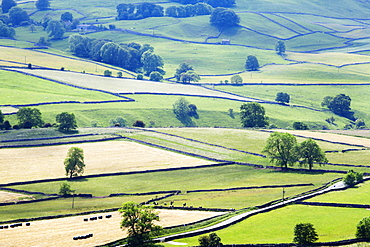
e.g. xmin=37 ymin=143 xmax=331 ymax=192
xmin=67 ymin=177 xmax=88 ymax=182
xmin=58 ymin=129 xmax=79 ymax=135
xmin=267 ymin=168 xmax=327 ymax=175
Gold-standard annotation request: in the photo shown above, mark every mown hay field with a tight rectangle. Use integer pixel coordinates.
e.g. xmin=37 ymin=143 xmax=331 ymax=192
xmin=1 ymin=209 xmax=224 ymax=247
xmin=0 ymin=191 xmax=32 ymax=203
xmin=0 ymin=140 xmax=212 ymax=184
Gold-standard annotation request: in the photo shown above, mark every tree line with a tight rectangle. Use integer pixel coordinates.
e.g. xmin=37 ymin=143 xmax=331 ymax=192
xmin=170 ymin=0 xmax=235 ymax=8
xmin=68 ymin=34 xmax=165 ymax=75
xmin=0 ymin=108 xmax=77 ymax=131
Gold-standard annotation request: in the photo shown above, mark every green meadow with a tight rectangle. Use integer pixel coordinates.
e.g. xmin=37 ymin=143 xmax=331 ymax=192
xmin=169 ymin=205 xmax=370 ymax=246
xmin=1 ymin=0 xmax=370 ymax=245
xmin=0 ymin=195 xmax=153 ymax=222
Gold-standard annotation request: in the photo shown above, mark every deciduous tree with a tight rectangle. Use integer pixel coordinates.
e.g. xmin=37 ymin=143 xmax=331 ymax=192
xmin=56 ymin=112 xmax=77 ymax=131
xmin=1 ymin=0 xmax=16 ymax=13
xmin=298 ymin=139 xmax=328 ymax=170
xmin=46 ymin=20 xmax=66 ymax=39
xmin=35 ymin=0 xmax=49 ymax=10
xmin=343 ymin=170 xmax=363 ymax=187
xmin=59 ymin=182 xmax=73 ymax=196
xmin=240 ymin=102 xmax=268 ymax=128
xmin=245 ymin=55 xmax=259 ymax=71
xmin=17 ymin=107 xmax=43 ymax=128
xmin=231 ymin=74 xmax=243 ymax=84
xmin=141 ymin=51 xmax=164 ymax=76
xmin=119 ymin=201 xmax=162 ymax=247
xmin=64 ymin=147 xmax=85 ymax=178
xmin=275 ymin=40 xmax=286 ymax=55
xmin=9 ymin=7 xmax=29 ymax=26
xmin=149 ymin=71 xmax=163 ymax=82
xmin=210 ymin=7 xmax=239 ymax=27
xmin=199 ymin=233 xmax=222 ymax=247
xmin=262 ymin=132 xmax=299 ymax=169
xmin=0 ymin=110 xmax=3 ymax=124
xmin=293 ymin=121 xmax=308 ymax=130
xmin=322 ymin=94 xmax=354 ymax=119
xmin=275 ymin=92 xmax=290 ymax=103
xmin=356 ymin=217 xmax=370 ymax=239
xmin=173 ymin=97 xmax=195 ymax=127
xmin=0 ymin=21 xmax=15 ymax=38
xmin=293 ymin=223 xmax=318 ymax=245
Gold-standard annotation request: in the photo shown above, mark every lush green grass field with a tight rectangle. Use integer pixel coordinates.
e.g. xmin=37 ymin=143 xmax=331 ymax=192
xmin=169 ymin=205 xmax=370 ymax=246
xmin=0 ymin=195 xmax=153 ymax=222
xmin=0 ymin=70 xmax=121 ymax=105
xmin=307 ymin=181 xmax=370 ymax=204
xmin=5 ymin=165 xmax=341 ymax=199
xmin=217 ymin=84 xmax=370 ymax=127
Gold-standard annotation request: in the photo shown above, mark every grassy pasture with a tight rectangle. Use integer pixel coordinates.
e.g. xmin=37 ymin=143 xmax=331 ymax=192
xmin=307 ymin=181 xmax=370 ymax=204
xmin=171 ymin=205 xmax=370 ymax=246
xmin=287 ymin=52 xmax=370 ymax=67
xmin=0 ymin=195 xmax=153 ymax=222
xmin=0 ymin=70 xmax=122 ymax=105
xmin=7 ymin=165 xmax=341 ymax=197
xmin=157 ymin=186 xmax=313 ymax=210
xmin=217 ymin=84 xmax=370 ymax=127
xmin=87 ymin=29 xmax=288 ymax=76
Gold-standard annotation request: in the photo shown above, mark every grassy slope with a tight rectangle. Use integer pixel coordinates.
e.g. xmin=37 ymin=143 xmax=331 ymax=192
xmin=172 ymin=205 xmax=369 ymax=245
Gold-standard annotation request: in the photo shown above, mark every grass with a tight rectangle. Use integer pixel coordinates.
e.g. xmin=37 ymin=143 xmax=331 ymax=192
xmin=216 ymin=84 xmax=370 ymax=127
xmin=0 ymin=70 xmax=123 ymax=105
xmin=157 ymin=186 xmax=312 ymax=210
xmin=6 ymin=165 xmax=341 ymax=198
xmin=306 ymin=181 xmax=370 ymax=204
xmin=168 ymin=205 xmax=370 ymax=246
xmin=0 ymin=195 xmax=153 ymax=222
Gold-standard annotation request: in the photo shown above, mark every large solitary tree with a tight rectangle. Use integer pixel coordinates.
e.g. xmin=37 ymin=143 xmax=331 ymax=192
xmin=356 ymin=217 xmax=370 ymax=239
xmin=322 ymin=94 xmax=354 ymax=119
xmin=240 ymin=102 xmax=268 ymax=128
xmin=298 ymin=138 xmax=328 ymax=170
xmin=64 ymin=147 xmax=85 ymax=178
xmin=275 ymin=40 xmax=286 ymax=55
xmin=275 ymin=92 xmax=290 ymax=104
xmin=174 ymin=63 xmax=200 ymax=83
xmin=17 ymin=107 xmax=43 ymax=128
xmin=173 ymin=97 xmax=196 ymax=127
xmin=210 ymin=7 xmax=240 ymax=27
xmin=245 ymin=55 xmax=259 ymax=71
xmin=119 ymin=201 xmax=162 ymax=247
xmin=56 ymin=112 xmax=77 ymax=131
xmin=262 ymin=132 xmax=299 ymax=169
xmin=293 ymin=223 xmax=319 ymax=245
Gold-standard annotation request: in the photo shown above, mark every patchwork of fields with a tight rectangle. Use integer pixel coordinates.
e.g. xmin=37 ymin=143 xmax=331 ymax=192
xmin=1 ymin=0 xmax=370 ymax=246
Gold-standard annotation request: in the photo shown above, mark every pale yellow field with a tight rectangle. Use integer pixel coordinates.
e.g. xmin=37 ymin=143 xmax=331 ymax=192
xmin=0 ymin=47 xmax=133 ymax=77
xmin=286 ymin=52 xmax=370 ymax=66
xmin=0 ymin=191 xmax=32 ymax=203
xmin=272 ymin=130 xmax=370 ymax=148
xmin=1 ymin=209 xmax=224 ymax=247
xmin=0 ymin=141 xmax=212 ymax=184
